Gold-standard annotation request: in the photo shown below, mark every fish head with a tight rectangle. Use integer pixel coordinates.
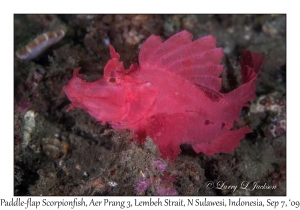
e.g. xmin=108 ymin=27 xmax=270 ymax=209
xmin=63 ymin=64 xmax=128 ymax=125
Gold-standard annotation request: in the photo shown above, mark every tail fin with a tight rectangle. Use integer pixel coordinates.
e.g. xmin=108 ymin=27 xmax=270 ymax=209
xmin=226 ymin=50 xmax=264 ymax=104
xmin=240 ymin=50 xmax=264 ymax=83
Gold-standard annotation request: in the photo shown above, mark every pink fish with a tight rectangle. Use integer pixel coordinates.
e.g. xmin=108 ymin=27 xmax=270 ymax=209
xmin=63 ymin=30 xmax=264 ymax=161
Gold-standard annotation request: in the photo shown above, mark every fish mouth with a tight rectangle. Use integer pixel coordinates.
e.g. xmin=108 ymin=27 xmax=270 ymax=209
xmin=63 ymin=85 xmax=73 ymax=101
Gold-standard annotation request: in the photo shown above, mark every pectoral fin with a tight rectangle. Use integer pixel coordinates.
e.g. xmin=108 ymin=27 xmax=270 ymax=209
xmin=145 ymin=113 xmax=188 ymax=162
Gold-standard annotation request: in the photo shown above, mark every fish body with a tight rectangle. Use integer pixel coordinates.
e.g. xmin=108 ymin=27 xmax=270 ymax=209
xmin=63 ymin=30 xmax=263 ymax=161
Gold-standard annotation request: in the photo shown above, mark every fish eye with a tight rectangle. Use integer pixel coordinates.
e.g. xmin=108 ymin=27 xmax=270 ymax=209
xmin=109 ymin=77 xmax=116 ymax=83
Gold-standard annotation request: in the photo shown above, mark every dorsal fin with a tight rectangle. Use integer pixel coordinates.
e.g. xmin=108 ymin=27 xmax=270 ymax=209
xmin=190 ymin=76 xmax=222 ymax=92
xmin=195 ymin=84 xmax=223 ymax=102
xmin=138 ymin=30 xmax=224 ymax=90
xmin=139 ymin=35 xmax=162 ymax=67
xmin=145 ymin=30 xmax=193 ymax=65
xmin=176 ymin=64 xmax=223 ymax=78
